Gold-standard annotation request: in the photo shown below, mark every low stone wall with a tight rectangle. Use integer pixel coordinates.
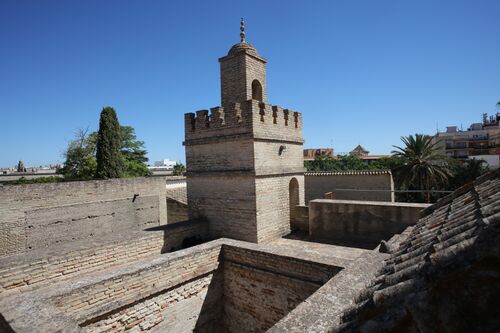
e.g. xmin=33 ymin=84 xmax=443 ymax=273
xmin=0 ymin=177 xmax=167 ymax=257
xmin=223 ymin=245 xmax=338 ymax=333
xmin=0 ymin=220 xmax=209 ymax=296
xmin=309 ymin=199 xmax=429 ymax=248
xmin=0 ymin=234 xmax=162 ymax=296
xmin=165 ymin=176 xmax=187 ymax=203
xmin=305 ymin=171 xmax=394 ymax=203
xmin=159 ymin=219 xmax=209 ymax=252
xmin=167 ymin=198 xmax=188 ymax=224
xmin=0 ymin=239 xmax=340 ymax=333
xmin=290 ymin=205 xmax=309 ymax=232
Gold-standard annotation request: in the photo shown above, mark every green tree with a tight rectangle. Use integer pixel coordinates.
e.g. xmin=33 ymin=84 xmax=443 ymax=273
xmin=447 ymin=158 xmax=489 ymax=190
xmin=173 ymin=162 xmax=186 ymax=176
xmin=304 ymin=153 xmax=389 ymax=171
xmin=120 ymin=126 xmax=148 ymax=164
xmin=96 ymin=107 xmax=123 ymax=178
xmin=59 ymin=128 xmax=97 ymax=179
xmin=119 ymin=126 xmax=149 ymax=177
xmin=391 ymin=134 xmax=450 ymax=202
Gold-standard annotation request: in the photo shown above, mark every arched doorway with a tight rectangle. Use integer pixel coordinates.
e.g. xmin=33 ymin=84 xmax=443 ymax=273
xmin=289 ymin=178 xmax=299 ymax=230
xmin=252 ymin=79 xmax=263 ymax=101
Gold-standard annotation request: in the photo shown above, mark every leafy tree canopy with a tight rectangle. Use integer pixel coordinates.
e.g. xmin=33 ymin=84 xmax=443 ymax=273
xmin=60 ymin=109 xmax=149 ymax=179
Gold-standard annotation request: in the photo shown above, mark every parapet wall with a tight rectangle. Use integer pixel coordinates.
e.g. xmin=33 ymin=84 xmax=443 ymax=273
xmin=0 ymin=239 xmax=340 ymax=333
xmin=0 ymin=177 xmax=167 ymax=257
xmin=0 ymin=219 xmax=209 ymax=296
xmin=309 ymin=199 xmax=429 ymax=249
xmin=184 ymin=100 xmax=302 ymax=143
xmin=305 ymin=171 xmax=394 ymax=203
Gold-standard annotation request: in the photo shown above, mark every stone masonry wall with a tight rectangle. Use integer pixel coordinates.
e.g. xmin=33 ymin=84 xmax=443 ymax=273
xmin=305 ymin=173 xmax=394 ymax=203
xmin=244 ymin=55 xmax=267 ymax=103
xmin=165 ymin=176 xmax=187 ymax=204
xmin=219 ymin=49 xmax=267 ymax=108
xmin=166 ymin=198 xmax=188 ymax=224
xmin=187 ymin=175 xmax=258 ymax=242
xmin=56 ymin=245 xmax=222 ymax=332
xmin=222 ymin=245 xmax=339 ymax=332
xmin=309 ymin=199 xmax=429 ymax=248
xmin=0 ymin=240 xmax=341 ymax=333
xmin=290 ymin=205 xmax=309 ymax=232
xmin=83 ymin=271 xmax=223 ymax=333
xmin=255 ymin=175 xmax=305 ymax=242
xmin=0 ymin=177 xmax=167 ymax=257
xmin=0 ymin=234 xmax=163 ymax=296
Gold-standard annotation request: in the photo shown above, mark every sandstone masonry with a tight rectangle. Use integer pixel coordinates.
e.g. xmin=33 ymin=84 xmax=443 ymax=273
xmin=185 ymin=34 xmax=305 ymax=243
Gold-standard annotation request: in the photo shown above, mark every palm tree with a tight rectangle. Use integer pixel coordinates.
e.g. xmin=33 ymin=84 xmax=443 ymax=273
xmin=448 ymin=158 xmax=489 ymax=190
xmin=391 ymin=134 xmax=450 ymax=202
xmin=173 ymin=162 xmax=186 ymax=176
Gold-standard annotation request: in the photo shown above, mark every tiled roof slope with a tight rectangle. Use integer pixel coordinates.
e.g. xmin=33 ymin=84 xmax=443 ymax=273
xmin=334 ymin=169 xmax=500 ymax=333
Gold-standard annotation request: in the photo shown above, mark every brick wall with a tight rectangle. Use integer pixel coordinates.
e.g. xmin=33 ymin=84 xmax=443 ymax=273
xmin=187 ymin=175 xmax=258 ymax=242
xmin=291 ymin=205 xmax=309 ymax=232
xmin=56 ymin=246 xmax=222 ymax=332
xmin=222 ymin=245 xmax=339 ymax=332
xmin=165 ymin=177 xmax=187 ymax=204
xmin=305 ymin=172 xmax=394 ymax=203
xmin=0 ymin=177 xmax=167 ymax=257
xmin=309 ymin=199 xmax=429 ymax=248
xmin=166 ymin=199 xmax=188 ymax=224
xmin=255 ymin=175 xmax=305 ymax=242
xmin=219 ymin=45 xmax=267 ymax=108
xmin=184 ymin=40 xmax=304 ymax=244
xmin=0 ymin=220 xmax=208 ymax=296
xmin=1 ymin=240 xmax=341 ymax=333
xmin=0 ymin=234 xmax=163 ymax=296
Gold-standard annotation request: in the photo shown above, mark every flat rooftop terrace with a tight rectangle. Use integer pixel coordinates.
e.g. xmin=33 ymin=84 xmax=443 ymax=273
xmin=0 ymin=235 xmax=382 ymax=332
xmin=0 ymin=237 xmax=383 ymax=333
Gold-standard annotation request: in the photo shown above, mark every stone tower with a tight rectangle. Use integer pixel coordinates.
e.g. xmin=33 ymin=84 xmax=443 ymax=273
xmin=184 ymin=20 xmax=304 ymax=243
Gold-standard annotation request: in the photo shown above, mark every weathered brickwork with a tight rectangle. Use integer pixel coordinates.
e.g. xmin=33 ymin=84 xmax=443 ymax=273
xmin=0 ymin=177 xmax=167 ymax=257
xmin=304 ymin=171 xmax=394 ymax=203
xmin=187 ymin=175 xmax=257 ymax=242
xmin=82 ymin=272 xmax=223 ymax=333
xmin=0 ymin=239 xmax=341 ymax=333
xmin=0 ymin=234 xmax=162 ymax=295
xmin=55 ymin=247 xmax=222 ymax=326
xmin=185 ymin=37 xmax=305 ymax=244
xmin=165 ymin=176 xmax=187 ymax=204
xmin=166 ymin=198 xmax=188 ymax=224
xmin=0 ymin=220 xmax=208 ymax=296
xmin=219 ymin=42 xmax=267 ymax=108
xmin=255 ymin=175 xmax=305 ymax=242
xmin=223 ymin=262 xmax=319 ymax=332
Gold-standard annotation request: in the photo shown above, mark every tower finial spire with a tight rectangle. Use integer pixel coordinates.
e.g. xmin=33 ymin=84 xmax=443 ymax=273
xmin=240 ymin=17 xmax=245 ymax=43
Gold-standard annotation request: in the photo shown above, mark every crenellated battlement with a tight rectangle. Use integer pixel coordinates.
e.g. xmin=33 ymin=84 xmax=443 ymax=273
xmin=185 ymin=100 xmax=303 ymax=143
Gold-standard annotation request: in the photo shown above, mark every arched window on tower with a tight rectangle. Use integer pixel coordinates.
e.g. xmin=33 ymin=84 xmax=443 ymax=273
xmin=252 ymin=79 xmax=263 ymax=101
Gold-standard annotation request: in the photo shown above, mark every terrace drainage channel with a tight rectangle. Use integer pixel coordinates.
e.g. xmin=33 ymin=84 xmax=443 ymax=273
xmin=0 ymin=239 xmax=342 ymax=333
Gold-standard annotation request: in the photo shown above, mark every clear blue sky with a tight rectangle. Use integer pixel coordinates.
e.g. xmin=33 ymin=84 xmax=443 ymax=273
xmin=1 ymin=0 xmax=499 ymax=167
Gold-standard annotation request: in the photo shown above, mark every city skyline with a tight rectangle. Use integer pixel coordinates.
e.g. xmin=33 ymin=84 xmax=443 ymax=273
xmin=1 ymin=0 xmax=499 ymax=167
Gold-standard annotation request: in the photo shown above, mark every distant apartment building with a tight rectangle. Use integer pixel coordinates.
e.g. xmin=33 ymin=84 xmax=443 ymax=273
xmin=151 ymin=159 xmax=177 ymax=169
xmin=434 ymin=113 xmax=500 ymax=168
xmin=303 ymin=148 xmax=334 ymax=161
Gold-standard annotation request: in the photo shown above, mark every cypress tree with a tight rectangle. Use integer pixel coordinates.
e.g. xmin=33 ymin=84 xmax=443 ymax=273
xmin=96 ymin=107 xmax=123 ymax=178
